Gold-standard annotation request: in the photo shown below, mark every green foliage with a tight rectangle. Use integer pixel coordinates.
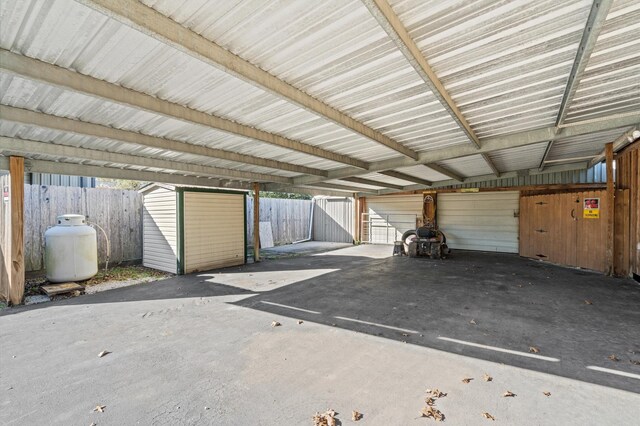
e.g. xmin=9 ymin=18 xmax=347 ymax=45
xmin=97 ymin=178 xmax=148 ymax=191
xmin=259 ymin=191 xmax=312 ymax=200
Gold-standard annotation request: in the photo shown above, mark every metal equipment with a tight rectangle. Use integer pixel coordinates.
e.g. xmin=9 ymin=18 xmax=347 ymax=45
xmin=401 ymin=225 xmax=450 ymax=259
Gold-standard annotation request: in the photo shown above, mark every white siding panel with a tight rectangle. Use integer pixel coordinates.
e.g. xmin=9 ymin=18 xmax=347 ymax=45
xmin=438 ymin=192 xmax=519 ymax=253
xmin=183 ymin=192 xmax=245 ymax=273
xmin=365 ymin=194 xmax=422 ymax=244
xmin=142 ymin=187 xmax=177 ymax=273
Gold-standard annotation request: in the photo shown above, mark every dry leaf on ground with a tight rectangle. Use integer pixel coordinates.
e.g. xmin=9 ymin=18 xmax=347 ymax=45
xmin=93 ymin=405 xmax=106 ymax=413
xmin=630 ymin=360 xmax=640 ymax=365
xmin=482 ymin=412 xmax=496 ymax=421
xmin=426 ymin=389 xmax=447 ymax=398
xmin=608 ymin=354 xmax=619 ymax=361
xmin=297 ymin=320 xmax=304 ymax=324
xmin=503 ymin=391 xmax=516 ymax=397
xmin=470 ymin=319 xmax=477 ymax=325
xmin=352 ymin=410 xmax=363 ymax=421
xmin=98 ymin=350 xmax=110 ymax=358
xmin=529 ymin=346 xmax=540 ymax=353
xmin=483 ymin=374 xmax=493 ymax=382
xmin=271 ymin=321 xmax=281 ymax=327
xmin=543 ymin=391 xmax=551 ymax=397
xmin=421 ymin=406 xmax=445 ymax=421
xmin=313 ymin=410 xmax=337 ymax=426
xmin=462 ymin=377 xmax=473 ymax=384
xmin=584 ymin=300 xmax=593 ymax=305
xmin=425 ymin=397 xmax=437 ymax=406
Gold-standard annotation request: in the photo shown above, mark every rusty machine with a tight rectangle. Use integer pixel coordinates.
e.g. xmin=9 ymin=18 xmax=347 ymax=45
xmin=395 ymin=192 xmax=450 ymax=259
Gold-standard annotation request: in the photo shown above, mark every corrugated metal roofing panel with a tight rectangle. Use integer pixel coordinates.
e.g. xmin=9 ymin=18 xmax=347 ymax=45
xmin=546 ymin=127 xmax=627 ymax=161
xmin=389 ymin=0 xmax=593 ymax=138
xmin=0 ymin=0 xmax=402 ymax=164
xmin=438 ymin=154 xmax=494 ymax=177
xmin=394 ymin=164 xmax=451 ymax=182
xmin=143 ymin=0 xmax=474 ymax=153
xmin=488 ymin=142 xmax=549 ymax=172
xmin=565 ymin=0 xmax=640 ymax=123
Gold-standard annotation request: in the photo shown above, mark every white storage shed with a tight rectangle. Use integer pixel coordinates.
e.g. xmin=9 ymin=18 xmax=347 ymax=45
xmin=141 ymin=184 xmax=247 ymax=274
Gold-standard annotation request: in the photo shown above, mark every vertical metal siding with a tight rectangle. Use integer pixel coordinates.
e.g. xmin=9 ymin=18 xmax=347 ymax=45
xmin=313 ymin=197 xmax=355 ymax=243
xmin=438 ymin=192 xmax=520 ymax=253
xmin=142 ymin=186 xmax=177 ymax=274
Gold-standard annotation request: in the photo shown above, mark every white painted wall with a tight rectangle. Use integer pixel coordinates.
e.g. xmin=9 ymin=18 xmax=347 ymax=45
xmin=365 ymin=194 xmax=421 ymax=244
xmin=142 ymin=186 xmax=177 ymax=274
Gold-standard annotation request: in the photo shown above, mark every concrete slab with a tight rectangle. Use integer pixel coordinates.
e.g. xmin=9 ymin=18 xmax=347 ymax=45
xmin=260 ymin=241 xmax=353 ymax=259
xmin=1 ymin=246 xmax=638 ymax=425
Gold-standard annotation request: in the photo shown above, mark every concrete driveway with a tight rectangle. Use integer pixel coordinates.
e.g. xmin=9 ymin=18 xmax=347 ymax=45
xmin=1 ymin=245 xmax=639 ymax=425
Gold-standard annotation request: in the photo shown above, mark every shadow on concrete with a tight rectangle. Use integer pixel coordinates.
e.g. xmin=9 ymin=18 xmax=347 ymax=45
xmin=2 ymin=248 xmax=639 ymax=393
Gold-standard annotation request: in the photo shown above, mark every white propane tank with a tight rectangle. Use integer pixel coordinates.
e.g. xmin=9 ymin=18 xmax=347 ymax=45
xmin=45 ymin=214 xmax=98 ymax=283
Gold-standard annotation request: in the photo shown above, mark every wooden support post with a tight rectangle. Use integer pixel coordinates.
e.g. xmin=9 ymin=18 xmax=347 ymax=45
xmin=9 ymin=156 xmax=25 ymax=305
xmin=353 ymin=193 xmax=359 ymax=243
xmin=605 ymin=142 xmax=614 ymax=275
xmin=253 ymin=182 xmax=260 ymax=262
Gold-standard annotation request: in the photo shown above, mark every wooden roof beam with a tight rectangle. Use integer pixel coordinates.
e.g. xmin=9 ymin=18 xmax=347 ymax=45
xmin=0 ymin=137 xmax=292 ymax=184
xmin=0 ymin=105 xmax=327 ymax=177
xmin=424 ymin=163 xmax=464 ymax=182
xmin=77 ymin=0 xmax=418 ymax=160
xmin=362 ymin=0 xmax=480 ymax=148
xmin=0 ymin=49 xmax=368 ymax=170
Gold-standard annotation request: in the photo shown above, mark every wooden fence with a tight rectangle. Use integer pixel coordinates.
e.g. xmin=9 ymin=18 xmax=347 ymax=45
xmin=23 ymin=184 xmax=143 ymax=272
xmin=246 ymin=197 xmax=313 ymax=246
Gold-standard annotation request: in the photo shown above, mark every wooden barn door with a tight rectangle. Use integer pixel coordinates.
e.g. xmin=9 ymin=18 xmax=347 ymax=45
xmin=520 ymin=191 xmax=607 ymax=272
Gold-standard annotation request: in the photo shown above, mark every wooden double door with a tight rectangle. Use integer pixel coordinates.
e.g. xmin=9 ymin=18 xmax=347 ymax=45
xmin=519 ymin=191 xmax=607 ymax=272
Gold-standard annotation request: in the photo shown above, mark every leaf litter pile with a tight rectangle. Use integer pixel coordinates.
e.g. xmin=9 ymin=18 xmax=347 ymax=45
xmin=420 ymin=388 xmax=447 ymax=421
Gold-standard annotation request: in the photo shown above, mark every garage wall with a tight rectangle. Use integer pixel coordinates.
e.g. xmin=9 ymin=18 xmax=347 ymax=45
xmin=142 ymin=186 xmax=177 ymax=274
xmin=365 ymin=194 xmax=421 ymax=243
xmin=183 ymin=192 xmax=244 ymax=273
xmin=438 ymin=192 xmax=519 ymax=253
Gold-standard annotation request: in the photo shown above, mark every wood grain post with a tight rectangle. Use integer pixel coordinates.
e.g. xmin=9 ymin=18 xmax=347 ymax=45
xmin=253 ymin=182 xmax=260 ymax=262
xmin=605 ymin=142 xmax=614 ymax=276
xmin=9 ymin=156 xmax=25 ymax=305
xmin=353 ymin=193 xmax=359 ymax=243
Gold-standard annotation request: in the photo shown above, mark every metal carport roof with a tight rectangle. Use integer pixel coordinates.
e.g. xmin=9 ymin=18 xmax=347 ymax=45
xmin=0 ymin=0 xmax=638 ymax=195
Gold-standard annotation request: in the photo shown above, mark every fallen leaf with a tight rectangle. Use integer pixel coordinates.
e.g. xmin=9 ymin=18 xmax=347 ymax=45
xmin=482 ymin=412 xmax=496 ymax=421
xmin=584 ymin=300 xmax=593 ymax=305
xmin=98 ymin=350 xmax=110 ymax=358
xmin=325 ymin=409 xmax=336 ymax=418
xmin=90 ymin=423 xmax=96 ymax=426
xmin=529 ymin=346 xmax=540 ymax=353
xmin=543 ymin=391 xmax=551 ymax=397
xmin=503 ymin=391 xmax=516 ymax=397
xmin=470 ymin=319 xmax=477 ymax=325
xmin=352 ymin=410 xmax=363 ymax=421
xmin=630 ymin=360 xmax=640 ymax=365
xmin=420 ymin=406 xmax=445 ymax=421
xmin=426 ymin=389 xmax=447 ymax=398
xmin=271 ymin=321 xmax=281 ymax=327
xmin=93 ymin=405 xmax=106 ymax=413
xmin=425 ymin=397 xmax=437 ymax=406
xmin=608 ymin=354 xmax=619 ymax=362
xmin=402 ymin=332 xmax=410 ymax=337
xmin=462 ymin=377 xmax=473 ymax=384
xmin=297 ymin=320 xmax=304 ymax=325
xmin=483 ymin=374 xmax=493 ymax=382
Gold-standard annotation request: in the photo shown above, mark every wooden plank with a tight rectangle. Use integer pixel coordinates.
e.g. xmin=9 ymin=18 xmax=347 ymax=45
xmin=259 ymin=222 xmax=275 ymax=249
xmin=41 ymin=282 xmax=84 ymax=296
xmin=253 ymin=183 xmax=260 ymax=262
xmin=0 ymin=174 xmax=10 ymax=301
xmin=9 ymin=156 xmax=25 ymax=305
xmin=605 ymin=142 xmax=614 ymax=275
xmin=614 ymin=189 xmax=630 ymax=277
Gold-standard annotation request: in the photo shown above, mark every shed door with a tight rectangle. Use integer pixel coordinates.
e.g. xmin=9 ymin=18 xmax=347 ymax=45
xmin=438 ymin=192 xmax=519 ymax=253
xmin=183 ymin=192 xmax=244 ymax=273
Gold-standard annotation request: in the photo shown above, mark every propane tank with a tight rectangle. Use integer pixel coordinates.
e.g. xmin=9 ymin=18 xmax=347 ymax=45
xmin=45 ymin=214 xmax=98 ymax=283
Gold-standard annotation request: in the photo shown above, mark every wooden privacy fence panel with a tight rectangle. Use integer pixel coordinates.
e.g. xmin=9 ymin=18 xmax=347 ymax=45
xmin=615 ymin=141 xmax=639 ymax=277
xmin=313 ymin=197 xmax=354 ymax=243
xmin=246 ymin=197 xmax=312 ymax=246
xmin=23 ymin=184 xmax=143 ymax=272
